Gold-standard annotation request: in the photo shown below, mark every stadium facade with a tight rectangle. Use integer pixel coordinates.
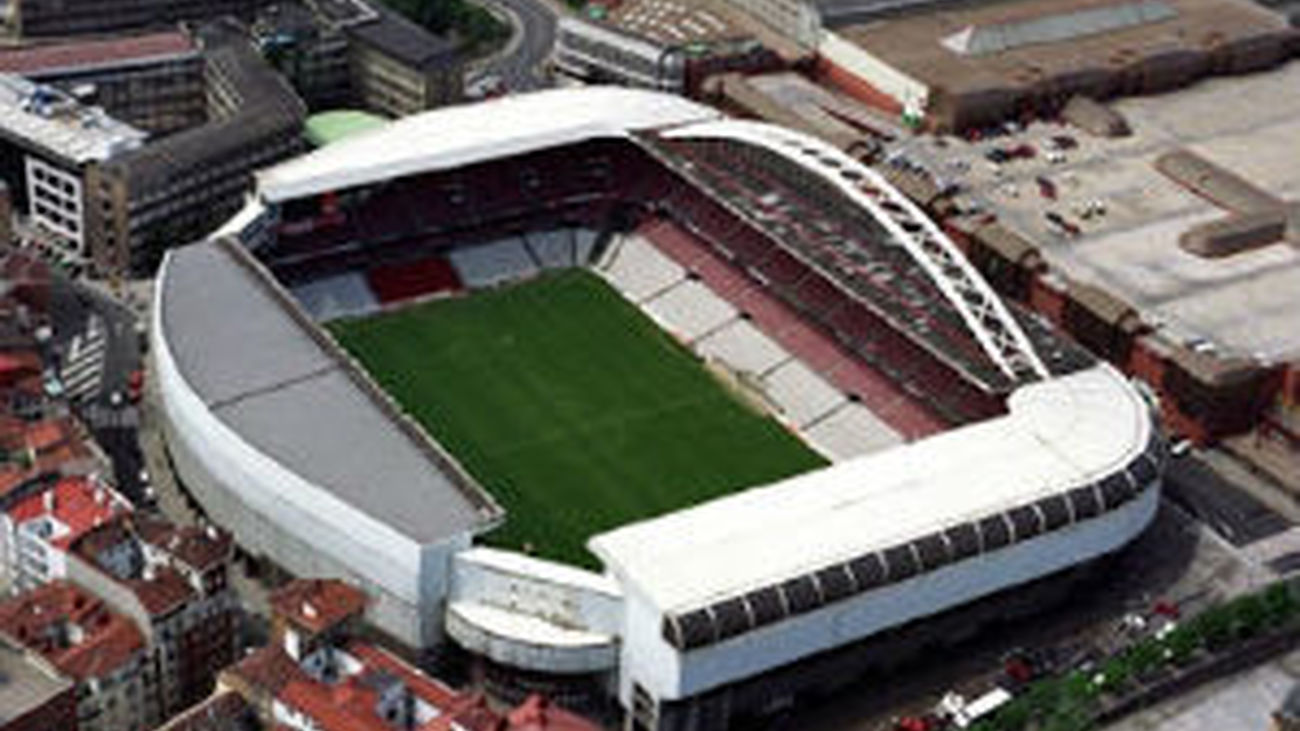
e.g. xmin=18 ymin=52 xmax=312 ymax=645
xmin=152 ymin=87 xmax=1165 ymax=729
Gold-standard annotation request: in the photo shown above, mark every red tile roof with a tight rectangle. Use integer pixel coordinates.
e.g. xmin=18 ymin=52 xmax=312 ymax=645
xmin=0 ymin=31 xmax=198 ymax=75
xmin=136 ymin=517 xmax=232 ymax=572
xmin=0 ymin=581 xmax=144 ymax=681
xmin=506 ymin=695 xmax=604 ymax=731
xmin=155 ymin=690 xmax=258 ymax=731
xmin=7 ymin=477 xmax=129 ymax=549
xmin=69 ymin=516 xmax=200 ymax=617
xmin=225 ymin=645 xmax=309 ymax=696
xmin=243 ymin=639 xmax=489 ymax=731
xmin=269 ymin=579 xmax=367 ymax=635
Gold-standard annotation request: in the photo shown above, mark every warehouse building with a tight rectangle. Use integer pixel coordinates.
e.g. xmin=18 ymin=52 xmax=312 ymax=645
xmin=819 ymin=0 xmax=1299 ymax=130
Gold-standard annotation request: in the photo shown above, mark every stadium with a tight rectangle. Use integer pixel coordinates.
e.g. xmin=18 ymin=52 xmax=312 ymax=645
xmin=150 ymin=87 xmax=1166 ymax=730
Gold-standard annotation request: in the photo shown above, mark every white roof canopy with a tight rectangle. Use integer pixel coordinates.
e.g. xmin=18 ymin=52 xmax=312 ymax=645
xmin=589 ymin=364 xmax=1154 ymax=613
xmin=256 ymin=87 xmax=721 ymax=202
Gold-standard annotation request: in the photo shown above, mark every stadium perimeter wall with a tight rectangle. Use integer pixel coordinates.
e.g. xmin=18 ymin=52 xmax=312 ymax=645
xmin=150 ymin=259 xmax=471 ymax=649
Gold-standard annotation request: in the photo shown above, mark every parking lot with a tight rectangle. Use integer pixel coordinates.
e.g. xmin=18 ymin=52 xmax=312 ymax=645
xmin=886 ymin=58 xmax=1300 ymax=365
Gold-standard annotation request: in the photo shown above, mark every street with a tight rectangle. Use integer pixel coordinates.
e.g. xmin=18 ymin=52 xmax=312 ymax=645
xmin=470 ymin=0 xmax=558 ymax=92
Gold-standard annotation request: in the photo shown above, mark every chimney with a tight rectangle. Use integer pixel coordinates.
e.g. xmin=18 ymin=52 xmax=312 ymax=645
xmin=42 ymin=488 xmax=54 ymax=513
xmin=302 ymin=602 xmax=318 ymax=620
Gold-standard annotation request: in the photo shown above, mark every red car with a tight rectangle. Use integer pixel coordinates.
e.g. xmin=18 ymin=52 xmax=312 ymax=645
xmin=127 ymin=369 xmax=144 ymax=403
xmin=1036 ymin=176 xmax=1057 ymax=200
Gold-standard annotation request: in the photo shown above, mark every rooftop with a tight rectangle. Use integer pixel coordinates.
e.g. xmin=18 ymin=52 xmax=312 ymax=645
xmin=837 ymin=0 xmax=1294 ymax=97
xmin=234 ymin=641 xmax=478 ymax=731
xmin=343 ymin=2 xmax=459 ymax=68
xmin=0 ymin=31 xmax=198 ymax=77
xmin=0 ymin=581 xmax=145 ymax=681
xmin=0 ymin=637 xmax=72 ymax=726
xmin=0 ymin=74 xmax=145 ymax=165
xmin=158 ymin=238 xmax=497 ymax=544
xmin=7 ymin=476 xmax=129 ymax=550
xmin=153 ymin=690 xmax=259 ymax=731
xmin=135 ymin=518 xmax=232 ymax=572
xmin=599 ymin=0 xmax=751 ymax=46
xmin=269 ymin=579 xmax=367 ymax=635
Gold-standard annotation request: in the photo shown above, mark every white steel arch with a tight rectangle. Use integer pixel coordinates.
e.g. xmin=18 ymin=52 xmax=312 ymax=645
xmin=665 ymin=120 xmax=1049 ymax=383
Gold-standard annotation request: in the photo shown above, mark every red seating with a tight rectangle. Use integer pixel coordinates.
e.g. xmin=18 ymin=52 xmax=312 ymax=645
xmin=366 ymin=256 xmax=463 ymax=304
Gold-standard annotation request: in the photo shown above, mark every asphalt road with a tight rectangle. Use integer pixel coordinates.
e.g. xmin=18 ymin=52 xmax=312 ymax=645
xmin=48 ymin=272 xmax=147 ymax=503
xmin=472 ymin=0 xmax=558 ymax=92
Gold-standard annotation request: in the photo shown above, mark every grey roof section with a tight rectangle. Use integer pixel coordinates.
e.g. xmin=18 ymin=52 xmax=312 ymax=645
xmin=160 ymin=238 xmax=499 ymax=544
xmin=942 ymin=0 xmax=1178 ymax=56
xmin=0 ymin=641 xmax=72 ymax=724
xmin=344 ymin=3 xmax=460 ymax=69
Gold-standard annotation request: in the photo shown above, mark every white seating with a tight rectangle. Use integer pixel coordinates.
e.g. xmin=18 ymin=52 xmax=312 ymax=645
xmin=449 ymin=237 xmax=538 ymax=289
xmin=291 ymin=273 xmax=379 ymax=321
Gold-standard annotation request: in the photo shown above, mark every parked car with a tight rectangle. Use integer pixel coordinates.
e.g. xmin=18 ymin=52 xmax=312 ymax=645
xmin=1036 ymin=176 xmax=1057 ymax=200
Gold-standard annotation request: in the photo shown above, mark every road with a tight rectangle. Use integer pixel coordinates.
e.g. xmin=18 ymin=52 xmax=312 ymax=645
xmin=46 ymin=270 xmax=147 ymax=503
xmin=470 ymin=0 xmax=558 ymax=92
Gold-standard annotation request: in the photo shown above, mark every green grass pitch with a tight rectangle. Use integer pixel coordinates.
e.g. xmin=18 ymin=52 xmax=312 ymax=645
xmin=328 ymin=269 xmax=826 ymax=567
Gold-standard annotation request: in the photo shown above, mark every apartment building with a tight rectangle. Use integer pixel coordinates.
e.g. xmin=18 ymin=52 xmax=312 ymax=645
xmin=67 ymin=514 xmax=239 ymax=717
xmin=0 ymin=74 xmax=145 ymax=261
xmin=0 ymin=581 xmax=151 ymax=731
xmin=87 ymin=19 xmax=305 ymax=275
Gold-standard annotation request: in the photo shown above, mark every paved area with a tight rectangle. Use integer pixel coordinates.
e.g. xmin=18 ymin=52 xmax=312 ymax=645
xmin=891 ymin=58 xmax=1300 ymax=364
xmin=1105 ymin=646 xmax=1300 ymax=731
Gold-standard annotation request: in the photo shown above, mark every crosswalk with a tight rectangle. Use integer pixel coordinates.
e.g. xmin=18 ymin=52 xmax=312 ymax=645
xmin=61 ymin=316 xmax=107 ymax=403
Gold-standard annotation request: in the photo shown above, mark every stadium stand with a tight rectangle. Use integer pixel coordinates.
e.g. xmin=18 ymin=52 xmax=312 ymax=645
xmin=449 ymin=237 xmax=539 ymax=289
xmin=365 ymin=255 xmax=463 ymax=305
xmin=525 ymin=229 xmax=578 ymax=269
xmin=290 ymin=272 xmax=379 ymax=321
xmin=643 ymin=280 xmax=739 ymax=343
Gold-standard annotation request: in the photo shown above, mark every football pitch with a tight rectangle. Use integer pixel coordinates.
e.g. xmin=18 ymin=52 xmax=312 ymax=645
xmin=329 ymin=269 xmax=826 ymax=567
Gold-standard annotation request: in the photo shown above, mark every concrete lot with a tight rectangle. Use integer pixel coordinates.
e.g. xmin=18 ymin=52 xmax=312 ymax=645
xmin=893 ymin=59 xmax=1300 ymax=365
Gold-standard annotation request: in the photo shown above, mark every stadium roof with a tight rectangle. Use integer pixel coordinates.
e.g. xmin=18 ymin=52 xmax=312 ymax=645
xmin=589 ymin=364 xmax=1153 ymax=612
xmin=257 ymin=87 xmax=722 ymax=202
xmin=157 ymin=238 xmax=498 ymax=545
